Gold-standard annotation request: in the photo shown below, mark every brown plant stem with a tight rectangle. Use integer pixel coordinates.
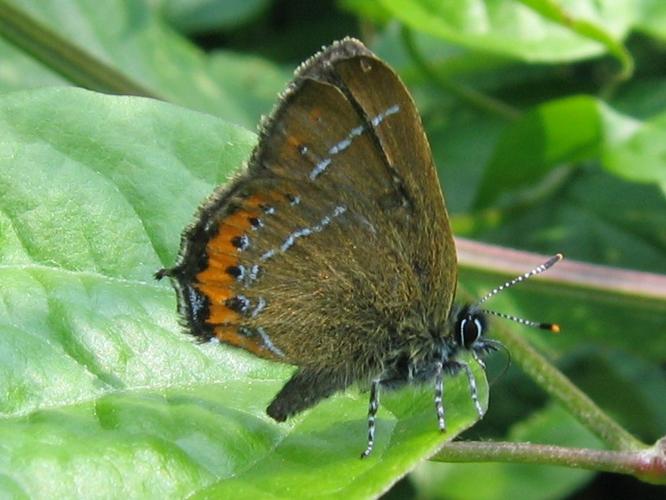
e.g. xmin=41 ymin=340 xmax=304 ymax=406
xmin=432 ymin=438 xmax=666 ymax=484
xmin=456 ymin=238 xmax=666 ymax=301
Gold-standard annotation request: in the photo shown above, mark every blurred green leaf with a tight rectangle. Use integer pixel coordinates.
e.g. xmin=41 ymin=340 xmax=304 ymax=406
xmin=603 ymin=110 xmax=666 ymax=188
xmin=563 ymin=349 xmax=666 ymax=443
xmin=420 ymin=94 xmax=665 ymax=273
xmin=338 ymin=0 xmax=394 ymax=24
xmin=376 ymin=0 xmax=633 ymax=64
xmin=207 ymin=50 xmax=290 ymax=130
xmin=474 ymin=96 xmax=666 ymax=207
xmin=158 ymin=0 xmax=272 ymax=34
xmin=611 ymin=78 xmax=666 ymax=120
xmin=0 ymin=0 xmax=288 ymax=127
xmin=0 ymin=87 xmax=488 ymax=498
xmin=634 ymin=0 xmax=666 ymax=41
xmin=0 ymin=35 xmax=67 ymax=92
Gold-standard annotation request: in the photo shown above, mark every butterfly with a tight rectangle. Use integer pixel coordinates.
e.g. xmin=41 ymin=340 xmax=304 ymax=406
xmin=156 ymin=38 xmax=561 ymax=457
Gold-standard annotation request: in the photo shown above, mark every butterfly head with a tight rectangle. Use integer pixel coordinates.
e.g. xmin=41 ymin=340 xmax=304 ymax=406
xmin=452 ymin=304 xmax=488 ymax=351
xmin=448 ymin=253 xmax=564 ymax=358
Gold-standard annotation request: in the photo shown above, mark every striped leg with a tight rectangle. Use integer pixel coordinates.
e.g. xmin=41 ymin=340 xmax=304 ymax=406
xmin=361 ymin=380 xmax=381 ymax=458
xmin=460 ymin=362 xmax=484 ymax=417
xmin=472 ymin=350 xmax=486 ymax=370
xmin=434 ymin=361 xmax=446 ymax=432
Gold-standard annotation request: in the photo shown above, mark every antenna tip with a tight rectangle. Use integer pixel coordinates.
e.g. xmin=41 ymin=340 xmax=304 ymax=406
xmin=543 ymin=323 xmax=561 ymax=334
xmin=555 ymin=253 xmax=564 ymax=261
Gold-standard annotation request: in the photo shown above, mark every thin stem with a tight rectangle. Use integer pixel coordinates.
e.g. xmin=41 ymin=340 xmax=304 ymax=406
xmin=432 ymin=439 xmax=666 ymax=484
xmin=0 ymin=0 xmax=158 ymax=98
xmin=400 ymin=27 xmax=520 ymax=121
xmin=453 ymin=247 xmax=650 ymax=451
xmin=492 ymin=318 xmax=645 ymax=451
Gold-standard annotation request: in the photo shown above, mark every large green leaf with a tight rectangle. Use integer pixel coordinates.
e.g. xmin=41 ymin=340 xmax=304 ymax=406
xmin=0 ymin=35 xmax=67 ymax=93
xmin=0 ymin=87 xmax=488 ymax=498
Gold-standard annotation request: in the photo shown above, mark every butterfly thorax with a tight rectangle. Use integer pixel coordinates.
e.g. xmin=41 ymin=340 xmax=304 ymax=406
xmin=376 ymin=304 xmax=495 ymax=388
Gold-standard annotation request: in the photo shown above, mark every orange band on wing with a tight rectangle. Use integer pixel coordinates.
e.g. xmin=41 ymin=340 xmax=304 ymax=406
xmin=206 ymin=304 xmax=241 ymax=325
xmin=213 ymin=325 xmax=281 ymax=361
xmin=194 ymin=282 xmax=233 ymax=305
xmin=194 ymin=190 xmax=286 ymax=332
xmin=207 ymin=232 xmax=243 ymax=256
xmin=196 ymin=264 xmax=235 ymax=287
xmin=219 ymin=210 xmax=258 ymax=230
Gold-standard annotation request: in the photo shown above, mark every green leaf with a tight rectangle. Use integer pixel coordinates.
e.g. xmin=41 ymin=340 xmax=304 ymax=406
xmin=603 ymin=110 xmax=666 ymax=188
xmin=473 ymin=95 xmax=605 ymax=208
xmin=207 ymin=50 xmax=291 ymax=131
xmin=564 ymin=349 xmax=666 ymax=443
xmin=158 ymin=0 xmax=272 ymax=34
xmin=634 ymin=0 xmax=666 ymax=41
xmin=338 ymin=0 xmax=394 ymax=24
xmin=474 ymin=96 xmax=666 ymax=208
xmin=0 ymin=87 xmax=488 ymax=497
xmin=377 ymin=0 xmax=633 ymax=64
xmin=418 ymin=88 xmax=665 ymax=274
xmin=0 ymin=35 xmax=67 ymax=93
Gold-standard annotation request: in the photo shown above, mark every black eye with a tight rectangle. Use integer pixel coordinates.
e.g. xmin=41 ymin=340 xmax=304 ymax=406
xmin=458 ymin=314 xmax=482 ymax=349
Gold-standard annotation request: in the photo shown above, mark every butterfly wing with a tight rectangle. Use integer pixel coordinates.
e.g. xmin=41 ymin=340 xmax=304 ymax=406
xmin=162 ymin=38 xmax=457 ymax=416
xmin=326 ymin=43 xmax=458 ymax=318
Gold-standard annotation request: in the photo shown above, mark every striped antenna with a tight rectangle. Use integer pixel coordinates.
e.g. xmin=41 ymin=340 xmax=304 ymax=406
xmin=474 ymin=254 xmax=563 ymax=307
xmin=482 ymin=309 xmax=560 ymax=333
xmin=475 ymin=254 xmax=563 ymax=333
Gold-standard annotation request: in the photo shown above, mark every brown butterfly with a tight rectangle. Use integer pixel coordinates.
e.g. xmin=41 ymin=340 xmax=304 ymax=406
xmin=157 ymin=38 xmax=561 ymax=457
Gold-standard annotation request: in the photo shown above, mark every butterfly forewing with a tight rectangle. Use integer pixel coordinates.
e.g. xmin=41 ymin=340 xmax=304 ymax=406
xmin=331 ymin=52 xmax=457 ymax=318
xmin=167 ymin=38 xmax=457 ymax=381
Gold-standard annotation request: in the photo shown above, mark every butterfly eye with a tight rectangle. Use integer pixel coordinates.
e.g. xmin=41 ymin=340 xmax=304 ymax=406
xmin=458 ymin=315 xmax=483 ymax=349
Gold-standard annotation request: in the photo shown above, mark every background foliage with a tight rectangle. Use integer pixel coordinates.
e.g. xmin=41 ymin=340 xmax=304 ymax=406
xmin=0 ymin=0 xmax=664 ymax=498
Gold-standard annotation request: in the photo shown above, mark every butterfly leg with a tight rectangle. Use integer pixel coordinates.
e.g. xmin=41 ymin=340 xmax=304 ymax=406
xmin=460 ymin=361 xmax=484 ymax=418
xmin=361 ymin=380 xmax=381 ymax=458
xmin=434 ymin=361 xmax=446 ymax=432
xmin=471 ymin=350 xmax=486 ymax=370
